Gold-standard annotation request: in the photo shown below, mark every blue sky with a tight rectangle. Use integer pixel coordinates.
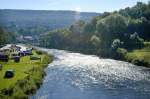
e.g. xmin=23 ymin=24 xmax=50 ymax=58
xmin=0 ymin=0 xmax=149 ymax=13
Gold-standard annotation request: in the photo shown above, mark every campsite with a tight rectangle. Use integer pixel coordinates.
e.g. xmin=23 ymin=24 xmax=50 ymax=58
xmin=0 ymin=44 xmax=52 ymax=98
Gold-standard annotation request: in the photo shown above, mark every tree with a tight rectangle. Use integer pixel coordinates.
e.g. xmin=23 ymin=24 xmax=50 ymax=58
xmin=96 ymin=14 xmax=128 ymax=48
xmin=90 ymin=35 xmax=101 ymax=47
xmin=111 ymin=39 xmax=123 ymax=50
xmin=127 ymin=32 xmax=144 ymax=49
xmin=69 ymin=20 xmax=85 ymax=34
xmin=0 ymin=27 xmax=16 ymax=45
xmin=0 ymin=28 xmax=7 ymax=45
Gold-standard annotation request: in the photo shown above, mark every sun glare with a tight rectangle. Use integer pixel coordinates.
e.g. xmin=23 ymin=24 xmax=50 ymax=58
xmin=75 ymin=6 xmax=81 ymax=12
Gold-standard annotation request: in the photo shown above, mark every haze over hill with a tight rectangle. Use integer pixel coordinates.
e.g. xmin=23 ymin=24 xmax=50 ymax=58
xmin=0 ymin=9 xmax=99 ymax=36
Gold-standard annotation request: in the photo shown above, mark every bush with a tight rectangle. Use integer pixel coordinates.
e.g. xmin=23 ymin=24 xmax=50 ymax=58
xmin=144 ymin=42 xmax=150 ymax=48
xmin=1 ymin=86 xmax=13 ymax=96
xmin=12 ymin=86 xmax=28 ymax=99
xmin=111 ymin=39 xmax=123 ymax=50
xmin=131 ymin=58 xmax=149 ymax=67
xmin=116 ymin=48 xmax=127 ymax=59
xmin=131 ymin=58 xmax=144 ymax=66
xmin=30 ymin=56 xmax=41 ymax=60
xmin=128 ymin=32 xmax=144 ymax=49
xmin=36 ymin=50 xmax=43 ymax=55
xmin=42 ymin=54 xmax=52 ymax=65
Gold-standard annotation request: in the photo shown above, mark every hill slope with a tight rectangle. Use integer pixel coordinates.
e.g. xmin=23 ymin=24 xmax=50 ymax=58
xmin=0 ymin=9 xmax=99 ymax=35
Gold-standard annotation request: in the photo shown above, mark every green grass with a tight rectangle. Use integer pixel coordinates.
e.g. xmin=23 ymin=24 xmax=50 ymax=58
xmin=125 ymin=47 xmax=150 ymax=67
xmin=0 ymin=50 xmax=52 ymax=99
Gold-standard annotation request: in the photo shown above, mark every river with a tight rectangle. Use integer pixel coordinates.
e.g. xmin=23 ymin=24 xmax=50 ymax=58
xmin=30 ymin=49 xmax=150 ymax=99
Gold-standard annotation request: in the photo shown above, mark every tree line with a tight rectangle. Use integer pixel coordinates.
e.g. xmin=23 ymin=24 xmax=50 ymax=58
xmin=0 ymin=27 xmax=16 ymax=46
xmin=39 ymin=2 xmax=149 ymax=58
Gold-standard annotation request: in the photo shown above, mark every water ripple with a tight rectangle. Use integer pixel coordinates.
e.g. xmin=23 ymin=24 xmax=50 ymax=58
xmin=30 ymin=49 xmax=150 ymax=99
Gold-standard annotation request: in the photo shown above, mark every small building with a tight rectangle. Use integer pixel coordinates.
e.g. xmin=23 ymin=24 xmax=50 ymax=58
xmin=0 ymin=44 xmax=12 ymax=53
xmin=23 ymin=36 xmax=34 ymax=41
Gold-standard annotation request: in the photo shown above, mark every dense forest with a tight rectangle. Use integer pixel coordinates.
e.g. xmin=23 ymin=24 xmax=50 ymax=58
xmin=39 ymin=2 xmax=150 ymax=66
xmin=0 ymin=10 xmax=99 ymax=36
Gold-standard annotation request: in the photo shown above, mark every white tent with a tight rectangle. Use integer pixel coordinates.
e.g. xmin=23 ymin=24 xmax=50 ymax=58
xmin=0 ymin=44 xmax=11 ymax=51
xmin=16 ymin=44 xmax=27 ymax=51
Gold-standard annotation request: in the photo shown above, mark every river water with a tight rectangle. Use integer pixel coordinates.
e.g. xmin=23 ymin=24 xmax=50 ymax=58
xmin=30 ymin=49 xmax=150 ymax=99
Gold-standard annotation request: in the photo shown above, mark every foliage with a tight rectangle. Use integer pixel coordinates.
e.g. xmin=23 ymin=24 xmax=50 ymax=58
xmin=90 ymin=35 xmax=101 ymax=47
xmin=144 ymin=42 xmax=150 ymax=48
xmin=128 ymin=32 xmax=144 ymax=48
xmin=111 ymin=39 xmax=123 ymax=50
xmin=0 ymin=27 xmax=16 ymax=45
xmin=116 ymin=48 xmax=127 ymax=59
xmin=96 ymin=14 xmax=128 ymax=43
xmin=125 ymin=48 xmax=150 ymax=67
xmin=37 ymin=2 xmax=150 ymax=65
xmin=0 ymin=9 xmax=98 ymax=36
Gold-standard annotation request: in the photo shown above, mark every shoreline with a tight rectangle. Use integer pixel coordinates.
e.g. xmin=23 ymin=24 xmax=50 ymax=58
xmin=39 ymin=46 xmax=150 ymax=68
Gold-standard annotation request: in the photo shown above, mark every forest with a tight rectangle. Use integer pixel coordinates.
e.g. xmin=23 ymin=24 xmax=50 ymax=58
xmin=39 ymin=2 xmax=150 ymax=67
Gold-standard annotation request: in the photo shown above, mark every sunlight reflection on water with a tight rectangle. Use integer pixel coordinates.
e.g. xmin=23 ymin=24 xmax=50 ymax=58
xmin=30 ymin=49 xmax=150 ymax=99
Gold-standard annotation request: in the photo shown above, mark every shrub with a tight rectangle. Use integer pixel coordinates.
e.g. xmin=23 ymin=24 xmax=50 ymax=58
xmin=12 ymin=86 xmax=28 ymax=99
xmin=1 ymin=85 xmax=14 ymax=96
xmin=36 ymin=50 xmax=43 ymax=55
xmin=111 ymin=39 xmax=123 ymax=50
xmin=131 ymin=58 xmax=143 ymax=66
xmin=144 ymin=42 xmax=150 ymax=48
xmin=128 ymin=32 xmax=144 ymax=49
xmin=42 ymin=54 xmax=52 ymax=65
xmin=131 ymin=58 xmax=149 ymax=67
xmin=116 ymin=48 xmax=127 ymax=59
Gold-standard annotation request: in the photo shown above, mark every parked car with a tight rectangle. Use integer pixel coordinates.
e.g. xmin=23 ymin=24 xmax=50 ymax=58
xmin=14 ymin=56 xmax=20 ymax=62
xmin=4 ymin=69 xmax=14 ymax=78
xmin=24 ymin=51 xmax=33 ymax=55
xmin=19 ymin=51 xmax=26 ymax=56
xmin=0 ymin=53 xmax=9 ymax=62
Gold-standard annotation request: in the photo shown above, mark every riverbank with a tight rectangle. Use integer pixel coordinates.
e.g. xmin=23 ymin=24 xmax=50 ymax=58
xmin=117 ymin=42 xmax=150 ymax=67
xmin=0 ymin=47 xmax=53 ymax=99
xmin=124 ymin=48 xmax=150 ymax=67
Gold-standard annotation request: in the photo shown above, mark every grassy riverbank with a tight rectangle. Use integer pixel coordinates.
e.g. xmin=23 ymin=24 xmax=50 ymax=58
xmin=117 ymin=42 xmax=150 ymax=67
xmin=0 ymin=49 xmax=53 ymax=99
xmin=125 ymin=47 xmax=150 ymax=67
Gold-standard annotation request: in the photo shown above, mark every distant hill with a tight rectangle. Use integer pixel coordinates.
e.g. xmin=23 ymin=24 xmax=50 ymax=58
xmin=0 ymin=9 xmax=99 ymax=35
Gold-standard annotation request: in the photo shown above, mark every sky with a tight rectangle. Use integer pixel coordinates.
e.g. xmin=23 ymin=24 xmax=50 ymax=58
xmin=0 ymin=0 xmax=149 ymax=13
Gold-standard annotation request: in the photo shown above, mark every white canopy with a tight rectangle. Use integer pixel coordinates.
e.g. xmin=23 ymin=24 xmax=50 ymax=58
xmin=0 ymin=44 xmax=28 ymax=52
